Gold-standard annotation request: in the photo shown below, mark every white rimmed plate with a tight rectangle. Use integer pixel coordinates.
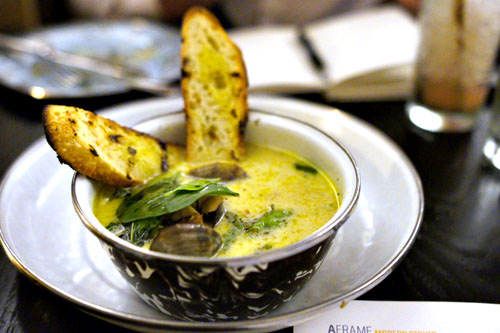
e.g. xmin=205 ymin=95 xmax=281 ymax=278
xmin=0 ymin=95 xmax=423 ymax=332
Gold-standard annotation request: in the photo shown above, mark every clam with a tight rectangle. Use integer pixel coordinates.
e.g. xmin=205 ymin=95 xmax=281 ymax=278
xmin=169 ymin=206 xmax=204 ymax=225
xmin=196 ymin=196 xmax=226 ymax=227
xmin=188 ymin=162 xmax=248 ymax=181
xmin=150 ymin=196 xmax=227 ymax=256
xmin=150 ymin=223 xmax=222 ymax=257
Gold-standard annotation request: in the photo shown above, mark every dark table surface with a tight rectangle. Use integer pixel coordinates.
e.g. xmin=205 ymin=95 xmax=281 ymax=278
xmin=1 ymin=85 xmax=499 ymax=332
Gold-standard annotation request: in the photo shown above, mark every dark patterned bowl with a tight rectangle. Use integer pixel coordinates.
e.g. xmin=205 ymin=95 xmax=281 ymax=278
xmin=72 ymin=110 xmax=360 ymax=321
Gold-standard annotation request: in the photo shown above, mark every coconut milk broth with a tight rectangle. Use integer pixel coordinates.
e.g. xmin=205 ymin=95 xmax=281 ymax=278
xmin=93 ymin=144 xmax=339 ymax=258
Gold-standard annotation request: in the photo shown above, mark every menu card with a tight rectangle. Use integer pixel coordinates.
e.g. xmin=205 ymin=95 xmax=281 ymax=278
xmin=229 ymin=6 xmax=419 ymax=101
xmin=294 ymin=300 xmax=500 ymax=333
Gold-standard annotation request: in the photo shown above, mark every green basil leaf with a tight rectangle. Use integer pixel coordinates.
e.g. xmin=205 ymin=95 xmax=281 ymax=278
xmin=225 ymin=211 xmax=248 ymax=230
xmin=107 ymin=218 xmax=161 ymax=246
xmin=129 ymin=217 xmax=161 ymax=246
xmin=116 ymin=176 xmax=179 ymax=218
xmin=165 ymin=178 xmax=220 ymax=193
xmin=117 ymin=180 xmax=238 ymax=223
xmin=112 ymin=187 xmax=131 ymax=198
xmin=221 ymin=225 xmax=242 ymax=252
xmin=294 ymin=162 xmax=318 ymax=175
xmin=249 ymin=209 xmax=292 ymax=231
xmin=107 ymin=222 xmax=128 ymax=237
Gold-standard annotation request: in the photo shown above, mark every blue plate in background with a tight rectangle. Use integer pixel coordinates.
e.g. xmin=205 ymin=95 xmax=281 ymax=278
xmin=0 ymin=19 xmax=181 ymax=98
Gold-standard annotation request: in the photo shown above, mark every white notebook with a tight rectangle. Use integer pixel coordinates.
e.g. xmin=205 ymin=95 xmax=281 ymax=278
xmin=229 ymin=5 xmax=419 ymax=101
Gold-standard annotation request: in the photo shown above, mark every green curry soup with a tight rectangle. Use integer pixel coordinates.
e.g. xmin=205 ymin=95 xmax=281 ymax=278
xmin=93 ymin=144 xmax=339 ymax=258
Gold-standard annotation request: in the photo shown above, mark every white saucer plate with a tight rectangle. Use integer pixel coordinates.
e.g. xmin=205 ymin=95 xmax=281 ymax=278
xmin=0 ymin=95 xmax=423 ymax=332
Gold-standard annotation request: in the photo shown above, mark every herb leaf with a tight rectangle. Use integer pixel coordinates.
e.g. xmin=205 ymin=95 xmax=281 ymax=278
xmin=226 ymin=211 xmax=247 ymax=230
xmin=107 ymin=218 xmax=161 ymax=246
xmin=129 ymin=218 xmax=161 ymax=246
xmin=112 ymin=187 xmax=131 ymax=198
xmin=294 ymin=162 xmax=318 ymax=175
xmin=116 ymin=177 xmax=179 ymax=219
xmin=248 ymin=209 xmax=292 ymax=231
xmin=117 ymin=178 xmax=238 ymax=223
xmin=220 ymin=209 xmax=292 ymax=253
xmin=221 ymin=225 xmax=242 ymax=250
xmin=163 ymin=178 xmax=221 ymax=194
xmin=107 ymin=223 xmax=128 ymax=237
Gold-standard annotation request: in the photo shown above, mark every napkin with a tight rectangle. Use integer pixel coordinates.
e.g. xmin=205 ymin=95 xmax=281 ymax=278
xmin=229 ymin=5 xmax=419 ymax=101
xmin=294 ymin=300 xmax=500 ymax=333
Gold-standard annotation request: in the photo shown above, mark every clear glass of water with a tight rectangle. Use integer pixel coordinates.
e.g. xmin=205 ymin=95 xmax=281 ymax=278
xmin=406 ymin=0 xmax=500 ymax=133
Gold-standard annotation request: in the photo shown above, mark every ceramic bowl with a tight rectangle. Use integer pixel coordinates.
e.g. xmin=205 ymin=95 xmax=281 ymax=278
xmin=72 ymin=110 xmax=360 ymax=321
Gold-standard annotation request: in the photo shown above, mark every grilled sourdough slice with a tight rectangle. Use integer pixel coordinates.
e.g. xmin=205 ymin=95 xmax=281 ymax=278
xmin=43 ymin=105 xmax=168 ymax=187
xmin=181 ymin=6 xmax=248 ymax=163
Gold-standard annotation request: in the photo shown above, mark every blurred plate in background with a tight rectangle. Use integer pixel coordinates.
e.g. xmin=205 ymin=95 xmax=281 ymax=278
xmin=0 ymin=20 xmax=180 ymax=98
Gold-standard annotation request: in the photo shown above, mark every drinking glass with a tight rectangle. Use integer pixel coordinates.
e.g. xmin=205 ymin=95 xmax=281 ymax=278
xmin=406 ymin=0 xmax=500 ymax=132
xmin=483 ymin=72 xmax=500 ymax=170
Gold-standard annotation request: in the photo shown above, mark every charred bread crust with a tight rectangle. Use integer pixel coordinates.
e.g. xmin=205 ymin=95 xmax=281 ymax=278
xmin=181 ymin=6 xmax=248 ymax=163
xmin=42 ymin=105 xmax=168 ymax=187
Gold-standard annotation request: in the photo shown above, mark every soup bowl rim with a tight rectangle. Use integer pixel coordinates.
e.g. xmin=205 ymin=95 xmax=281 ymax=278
xmin=72 ymin=109 xmax=360 ymax=266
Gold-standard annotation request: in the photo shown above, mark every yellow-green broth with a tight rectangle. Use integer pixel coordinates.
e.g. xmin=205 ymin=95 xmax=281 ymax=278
xmin=93 ymin=144 xmax=340 ymax=258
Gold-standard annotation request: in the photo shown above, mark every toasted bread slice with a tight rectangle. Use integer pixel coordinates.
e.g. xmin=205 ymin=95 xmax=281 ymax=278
xmin=165 ymin=142 xmax=185 ymax=167
xmin=181 ymin=6 xmax=248 ymax=163
xmin=43 ymin=105 xmax=168 ymax=187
